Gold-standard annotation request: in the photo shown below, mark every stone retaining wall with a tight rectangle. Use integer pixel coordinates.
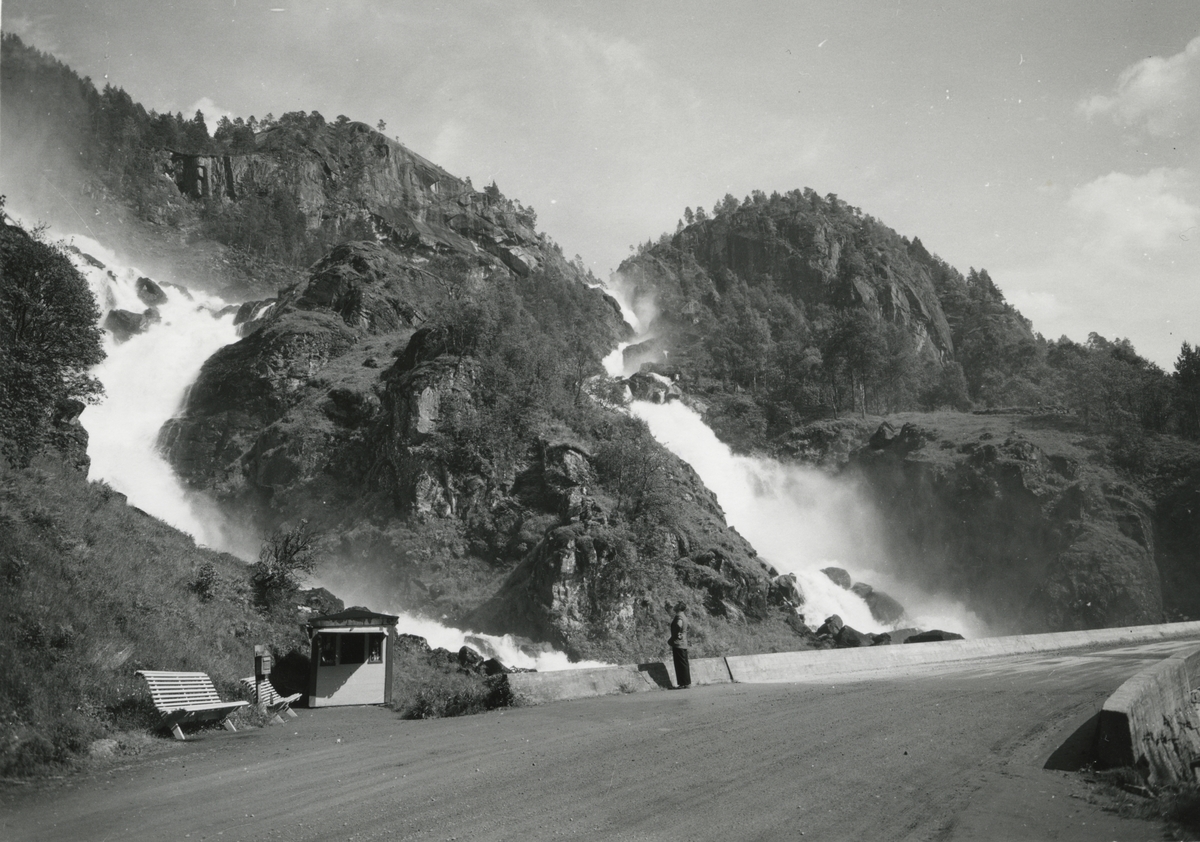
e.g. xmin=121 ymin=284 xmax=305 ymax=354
xmin=1096 ymin=646 xmax=1200 ymax=785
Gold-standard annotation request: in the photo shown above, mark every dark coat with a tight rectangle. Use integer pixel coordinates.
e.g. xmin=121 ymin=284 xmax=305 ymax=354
xmin=669 ymin=611 xmax=689 ymax=649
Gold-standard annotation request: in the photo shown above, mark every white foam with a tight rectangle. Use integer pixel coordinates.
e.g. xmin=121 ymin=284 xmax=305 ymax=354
xmin=63 ymin=235 xmax=252 ymax=555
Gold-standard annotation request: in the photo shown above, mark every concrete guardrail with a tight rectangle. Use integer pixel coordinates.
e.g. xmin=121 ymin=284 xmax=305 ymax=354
xmin=506 ymin=621 xmax=1200 ymax=709
xmin=1095 ymin=646 xmax=1200 ymax=785
xmin=724 ymin=621 xmax=1200 ymax=683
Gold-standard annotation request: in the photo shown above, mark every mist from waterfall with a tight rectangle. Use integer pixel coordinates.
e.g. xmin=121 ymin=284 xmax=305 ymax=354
xmin=61 ymin=229 xmax=599 ymax=670
xmin=601 ymin=280 xmax=989 ymax=638
xmin=64 ymin=234 xmax=259 ymax=557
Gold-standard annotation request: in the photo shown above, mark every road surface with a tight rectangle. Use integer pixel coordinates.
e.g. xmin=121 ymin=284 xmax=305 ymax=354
xmin=4 ymin=639 xmax=1196 ymax=841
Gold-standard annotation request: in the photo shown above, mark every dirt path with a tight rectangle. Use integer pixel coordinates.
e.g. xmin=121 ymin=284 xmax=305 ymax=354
xmin=3 ymin=642 xmax=1190 ymax=841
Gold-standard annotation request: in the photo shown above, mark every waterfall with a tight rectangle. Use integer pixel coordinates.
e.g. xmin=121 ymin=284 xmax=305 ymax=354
xmin=601 ymin=282 xmax=988 ymax=638
xmin=65 ymin=234 xmax=256 ymax=556
xmin=60 ymin=229 xmax=599 ymax=669
xmin=632 ymin=400 xmax=887 ymax=631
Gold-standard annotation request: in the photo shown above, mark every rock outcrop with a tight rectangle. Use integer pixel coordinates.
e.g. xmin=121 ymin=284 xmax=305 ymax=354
xmin=103 ymin=307 xmax=160 ymax=342
xmin=158 ymin=196 xmax=778 ymax=661
xmin=615 ymin=196 xmax=966 ymax=365
xmin=847 ymin=421 xmax=1163 ymax=633
xmin=167 ymin=119 xmax=548 ymax=294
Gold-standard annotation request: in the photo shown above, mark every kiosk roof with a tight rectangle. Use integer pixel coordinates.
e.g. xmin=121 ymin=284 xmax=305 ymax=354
xmin=306 ymin=607 xmax=399 ymax=628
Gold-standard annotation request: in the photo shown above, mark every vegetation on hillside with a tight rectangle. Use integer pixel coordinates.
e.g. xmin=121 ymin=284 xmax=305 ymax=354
xmin=0 ymin=211 xmax=318 ymax=778
xmin=0 ymin=200 xmax=105 ymax=465
xmin=624 ymin=190 xmax=1200 ymax=455
xmin=1 ymin=34 xmax=544 ymax=287
xmin=0 ymin=454 xmax=315 ymax=778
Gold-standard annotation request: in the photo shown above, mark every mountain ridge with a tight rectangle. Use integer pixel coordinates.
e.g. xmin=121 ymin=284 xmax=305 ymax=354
xmin=5 ymin=29 xmax=1200 ymax=657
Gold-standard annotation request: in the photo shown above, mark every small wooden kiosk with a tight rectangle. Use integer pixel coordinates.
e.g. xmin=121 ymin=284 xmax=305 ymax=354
xmin=306 ymin=608 xmax=398 ymax=707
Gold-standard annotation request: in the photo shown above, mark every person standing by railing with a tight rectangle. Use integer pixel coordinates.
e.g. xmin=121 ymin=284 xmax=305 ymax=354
xmin=669 ymin=602 xmax=691 ymax=689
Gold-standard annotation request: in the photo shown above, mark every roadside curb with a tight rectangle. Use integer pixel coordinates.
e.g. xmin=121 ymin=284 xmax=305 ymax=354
xmin=1094 ymin=646 xmax=1200 ymax=784
xmin=724 ymin=621 xmax=1200 ymax=683
xmin=507 ymin=621 xmax=1200 ymax=706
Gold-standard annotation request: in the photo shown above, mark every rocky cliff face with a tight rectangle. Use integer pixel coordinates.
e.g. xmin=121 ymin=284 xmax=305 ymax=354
xmin=610 ymin=192 xmax=1037 ymax=448
xmin=618 ymin=193 xmax=963 ymax=366
xmin=159 ymin=203 xmax=788 ymax=660
xmin=464 ymin=445 xmax=778 ymax=659
xmin=838 ymin=417 xmax=1166 ymax=633
xmin=1150 ymin=461 xmax=1200 ymax=622
xmin=170 ymin=119 xmax=546 ymax=290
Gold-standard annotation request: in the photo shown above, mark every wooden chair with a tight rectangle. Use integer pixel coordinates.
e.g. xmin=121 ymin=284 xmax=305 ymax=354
xmin=136 ymin=670 xmax=249 ymax=740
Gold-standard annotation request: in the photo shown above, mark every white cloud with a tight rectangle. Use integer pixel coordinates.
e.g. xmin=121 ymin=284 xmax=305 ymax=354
xmin=184 ymin=97 xmax=237 ymax=136
xmin=1067 ymin=169 xmax=1200 ymax=256
xmin=1079 ymin=34 xmax=1200 ymax=136
xmin=999 ymin=168 xmax=1200 ymax=365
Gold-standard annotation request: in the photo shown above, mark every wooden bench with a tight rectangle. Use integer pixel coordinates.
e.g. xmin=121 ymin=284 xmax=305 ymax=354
xmin=239 ymin=676 xmax=302 ymax=725
xmin=136 ymin=670 xmax=249 ymax=740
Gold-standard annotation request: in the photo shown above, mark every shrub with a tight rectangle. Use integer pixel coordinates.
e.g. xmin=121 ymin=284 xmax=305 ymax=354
xmin=0 ymin=209 xmax=105 ymax=464
xmin=190 ymin=560 xmax=220 ymax=601
xmin=252 ymin=521 xmax=320 ymax=608
xmin=405 ymin=675 xmax=509 ymax=719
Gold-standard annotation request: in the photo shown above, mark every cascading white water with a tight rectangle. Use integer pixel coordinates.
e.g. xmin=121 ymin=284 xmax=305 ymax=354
xmin=632 ymin=400 xmax=886 ymax=631
xmin=374 ymin=609 xmax=607 ymax=672
xmin=64 ymin=234 xmax=257 ymax=556
xmin=600 ymin=280 xmax=989 ymax=638
xmin=60 ymin=229 xmax=602 ymax=667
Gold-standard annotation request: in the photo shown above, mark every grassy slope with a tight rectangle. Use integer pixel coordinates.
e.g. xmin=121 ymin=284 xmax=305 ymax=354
xmin=0 ymin=454 xmax=309 ymax=778
xmin=879 ymin=409 xmax=1200 ymax=488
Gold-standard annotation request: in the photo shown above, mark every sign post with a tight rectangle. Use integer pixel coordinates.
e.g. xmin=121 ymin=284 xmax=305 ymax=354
xmin=254 ymin=645 xmax=272 ymax=705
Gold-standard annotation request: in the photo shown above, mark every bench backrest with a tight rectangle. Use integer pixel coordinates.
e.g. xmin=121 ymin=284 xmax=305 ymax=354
xmin=136 ymin=670 xmax=224 ymax=709
xmin=239 ymin=676 xmax=284 ymax=705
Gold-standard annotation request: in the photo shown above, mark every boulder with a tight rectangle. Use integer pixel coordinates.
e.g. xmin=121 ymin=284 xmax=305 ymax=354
xmin=850 ymin=582 xmax=906 ymax=625
xmin=457 ymin=645 xmax=486 ymax=673
xmin=868 ymin=421 xmax=897 ymax=450
xmin=135 ymin=276 xmax=168 ymax=306
xmin=816 ymin=614 xmax=844 ymax=637
xmin=161 ymin=281 xmax=193 ymax=301
xmin=903 ymin=629 xmax=965 ymax=644
xmin=785 ymin=610 xmax=809 ymax=634
xmin=394 ymin=633 xmax=433 ymax=657
xmin=626 ymin=371 xmax=681 ymax=404
xmin=868 ymin=422 xmax=930 ymax=455
xmin=103 ymin=307 xmax=160 ymax=342
xmin=621 ymin=337 xmax=670 ymax=372
xmin=834 ymin=624 xmax=872 ymax=648
xmin=769 ymin=573 xmax=804 ymax=605
xmin=483 ymin=657 xmax=511 ymax=676
xmin=821 ymin=567 xmax=852 ymax=590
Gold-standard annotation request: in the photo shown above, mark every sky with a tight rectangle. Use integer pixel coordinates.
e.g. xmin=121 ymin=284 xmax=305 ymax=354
xmin=4 ymin=1 xmax=1200 ymax=367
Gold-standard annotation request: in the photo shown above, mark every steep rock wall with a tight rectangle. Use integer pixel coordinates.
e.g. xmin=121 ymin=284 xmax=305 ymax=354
xmin=847 ymin=423 xmax=1163 ymax=633
xmin=170 ymin=121 xmax=543 ymax=281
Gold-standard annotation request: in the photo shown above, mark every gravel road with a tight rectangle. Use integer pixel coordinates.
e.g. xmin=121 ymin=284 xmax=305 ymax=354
xmin=4 ymin=640 xmax=1194 ymax=841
